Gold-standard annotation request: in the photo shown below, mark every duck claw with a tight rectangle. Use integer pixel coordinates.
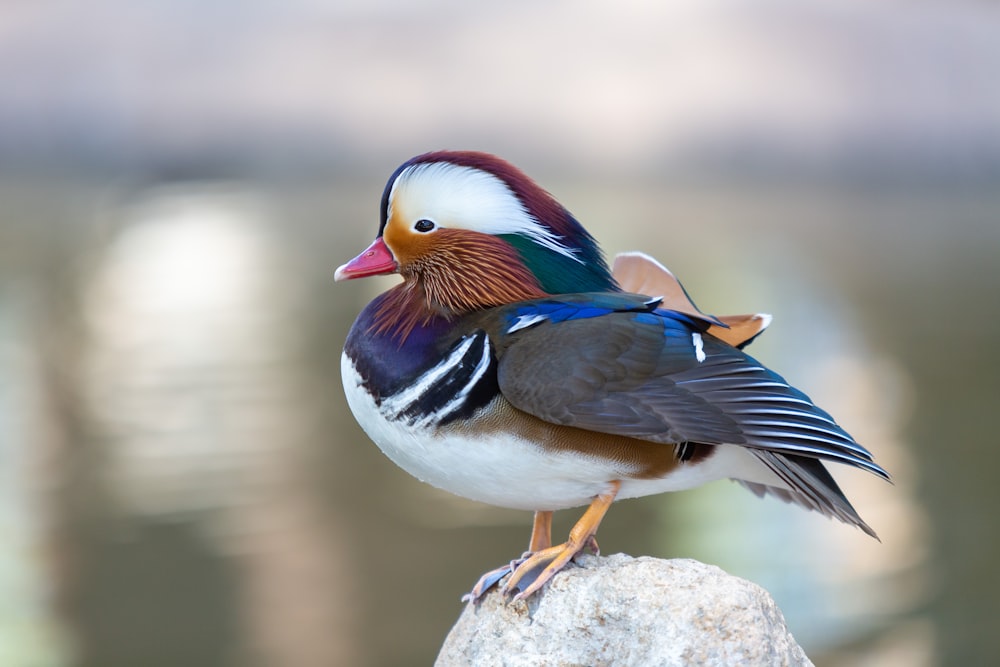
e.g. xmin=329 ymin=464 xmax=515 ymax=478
xmin=502 ymin=542 xmax=580 ymax=600
xmin=462 ymin=552 xmax=532 ymax=603
xmin=462 ymin=566 xmax=510 ymax=603
xmin=464 ymin=486 xmax=618 ymax=602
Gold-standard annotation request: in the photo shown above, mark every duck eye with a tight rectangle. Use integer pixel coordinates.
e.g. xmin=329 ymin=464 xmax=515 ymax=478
xmin=413 ymin=219 xmax=436 ymax=233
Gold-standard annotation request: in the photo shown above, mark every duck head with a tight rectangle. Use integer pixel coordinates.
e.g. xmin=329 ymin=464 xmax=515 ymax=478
xmin=336 ymin=151 xmax=617 ymax=317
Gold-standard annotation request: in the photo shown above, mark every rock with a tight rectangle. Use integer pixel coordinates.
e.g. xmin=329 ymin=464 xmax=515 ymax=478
xmin=436 ymin=553 xmax=813 ymax=667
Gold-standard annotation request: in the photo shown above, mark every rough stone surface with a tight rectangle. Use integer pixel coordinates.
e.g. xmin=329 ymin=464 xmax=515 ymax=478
xmin=436 ymin=554 xmax=813 ymax=667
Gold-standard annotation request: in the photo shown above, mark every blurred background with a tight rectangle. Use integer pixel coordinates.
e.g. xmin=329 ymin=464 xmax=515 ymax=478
xmin=1 ymin=0 xmax=998 ymax=665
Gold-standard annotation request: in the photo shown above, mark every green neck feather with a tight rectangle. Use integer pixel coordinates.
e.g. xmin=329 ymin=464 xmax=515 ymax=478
xmin=500 ymin=234 xmax=618 ymax=295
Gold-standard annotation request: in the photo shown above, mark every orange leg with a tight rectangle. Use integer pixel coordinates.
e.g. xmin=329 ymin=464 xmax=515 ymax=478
xmin=528 ymin=510 xmax=553 ymax=552
xmin=504 ymin=481 xmax=620 ymax=600
xmin=463 ymin=510 xmax=555 ymax=603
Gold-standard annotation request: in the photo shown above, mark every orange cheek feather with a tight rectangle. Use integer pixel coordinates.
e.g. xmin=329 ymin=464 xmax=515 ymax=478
xmin=383 ymin=210 xmax=430 ymax=267
xmin=382 ymin=211 xmax=547 ymax=314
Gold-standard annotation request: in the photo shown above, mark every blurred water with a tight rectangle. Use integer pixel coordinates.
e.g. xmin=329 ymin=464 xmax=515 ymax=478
xmin=77 ymin=187 xmax=363 ymax=667
xmin=2 ymin=173 xmax=998 ymax=665
xmin=0 ymin=286 xmax=71 ymax=666
xmin=1 ymin=1 xmax=998 ymax=664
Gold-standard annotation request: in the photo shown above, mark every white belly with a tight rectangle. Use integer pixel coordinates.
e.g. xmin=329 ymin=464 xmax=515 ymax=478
xmin=341 ymin=353 xmax=786 ymax=511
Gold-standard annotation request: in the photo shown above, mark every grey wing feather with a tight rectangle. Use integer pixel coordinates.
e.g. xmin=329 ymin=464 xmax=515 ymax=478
xmin=496 ymin=312 xmax=889 ymax=536
xmin=499 ymin=315 xmax=887 ymax=479
xmin=739 ymin=452 xmax=880 ymax=538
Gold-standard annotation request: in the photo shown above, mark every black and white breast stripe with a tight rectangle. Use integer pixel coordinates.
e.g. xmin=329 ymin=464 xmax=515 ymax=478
xmin=379 ymin=330 xmax=499 ymax=428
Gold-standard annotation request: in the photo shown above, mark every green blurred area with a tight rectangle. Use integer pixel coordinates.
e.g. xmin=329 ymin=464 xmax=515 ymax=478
xmin=1 ymin=2 xmax=999 ymax=666
xmin=3 ymin=175 xmax=997 ymax=666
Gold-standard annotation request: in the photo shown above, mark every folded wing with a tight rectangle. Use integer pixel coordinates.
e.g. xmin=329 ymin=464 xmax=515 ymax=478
xmin=494 ymin=298 xmax=889 ymax=536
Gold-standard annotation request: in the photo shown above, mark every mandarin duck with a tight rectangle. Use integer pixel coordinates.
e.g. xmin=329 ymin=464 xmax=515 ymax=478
xmin=336 ymin=151 xmax=889 ymax=602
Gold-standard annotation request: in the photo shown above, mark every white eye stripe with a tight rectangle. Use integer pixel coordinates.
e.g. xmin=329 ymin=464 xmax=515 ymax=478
xmin=389 ymin=162 xmax=580 ymax=262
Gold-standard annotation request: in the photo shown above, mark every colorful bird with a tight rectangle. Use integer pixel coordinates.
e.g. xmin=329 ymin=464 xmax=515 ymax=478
xmin=336 ymin=151 xmax=889 ymax=602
